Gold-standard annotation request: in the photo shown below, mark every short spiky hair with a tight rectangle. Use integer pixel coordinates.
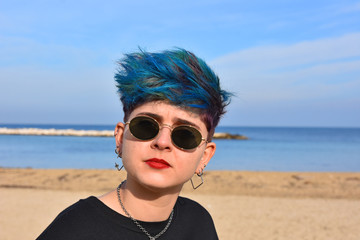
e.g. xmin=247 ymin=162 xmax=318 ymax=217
xmin=115 ymin=48 xmax=231 ymax=139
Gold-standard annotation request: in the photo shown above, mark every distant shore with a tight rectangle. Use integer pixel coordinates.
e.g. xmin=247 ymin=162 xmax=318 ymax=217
xmin=0 ymin=127 xmax=248 ymax=139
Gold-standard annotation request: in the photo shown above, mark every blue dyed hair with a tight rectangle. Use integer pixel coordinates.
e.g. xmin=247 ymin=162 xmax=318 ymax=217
xmin=115 ymin=48 xmax=231 ymax=139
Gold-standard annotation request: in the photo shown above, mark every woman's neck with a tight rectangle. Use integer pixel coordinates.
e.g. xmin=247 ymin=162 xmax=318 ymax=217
xmin=99 ymin=178 xmax=182 ymax=222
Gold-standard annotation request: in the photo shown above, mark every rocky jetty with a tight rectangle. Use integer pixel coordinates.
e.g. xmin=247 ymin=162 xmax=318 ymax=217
xmin=0 ymin=127 xmax=248 ymax=140
xmin=0 ymin=128 xmax=113 ymax=137
xmin=213 ymin=132 xmax=248 ymax=140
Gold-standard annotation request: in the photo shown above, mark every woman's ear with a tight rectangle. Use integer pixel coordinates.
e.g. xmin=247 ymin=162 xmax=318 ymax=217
xmin=114 ymin=122 xmax=125 ymax=155
xmin=196 ymin=142 xmax=216 ymax=174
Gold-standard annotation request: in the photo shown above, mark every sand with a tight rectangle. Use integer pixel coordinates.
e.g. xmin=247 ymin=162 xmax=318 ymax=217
xmin=1 ymin=168 xmax=360 ymax=240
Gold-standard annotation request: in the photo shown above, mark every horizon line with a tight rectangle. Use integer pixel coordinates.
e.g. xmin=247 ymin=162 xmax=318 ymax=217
xmin=1 ymin=123 xmax=359 ymax=129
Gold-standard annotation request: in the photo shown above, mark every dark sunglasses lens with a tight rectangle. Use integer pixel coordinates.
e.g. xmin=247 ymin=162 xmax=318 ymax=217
xmin=129 ymin=117 xmax=159 ymax=140
xmin=172 ymin=126 xmax=202 ymax=149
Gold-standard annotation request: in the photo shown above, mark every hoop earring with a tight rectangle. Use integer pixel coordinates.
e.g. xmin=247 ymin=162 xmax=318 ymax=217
xmin=190 ymin=171 xmax=204 ymax=190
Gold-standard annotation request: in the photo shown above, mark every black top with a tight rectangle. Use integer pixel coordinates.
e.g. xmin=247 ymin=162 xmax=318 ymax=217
xmin=37 ymin=196 xmax=218 ymax=240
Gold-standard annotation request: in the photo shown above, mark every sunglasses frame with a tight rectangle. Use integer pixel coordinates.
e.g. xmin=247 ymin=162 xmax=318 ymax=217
xmin=125 ymin=116 xmax=208 ymax=150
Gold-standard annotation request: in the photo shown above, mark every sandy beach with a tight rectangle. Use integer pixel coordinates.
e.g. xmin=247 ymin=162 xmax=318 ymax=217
xmin=1 ymin=168 xmax=360 ymax=240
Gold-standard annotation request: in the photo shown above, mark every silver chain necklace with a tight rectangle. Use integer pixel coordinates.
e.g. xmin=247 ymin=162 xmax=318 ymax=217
xmin=116 ymin=181 xmax=174 ymax=240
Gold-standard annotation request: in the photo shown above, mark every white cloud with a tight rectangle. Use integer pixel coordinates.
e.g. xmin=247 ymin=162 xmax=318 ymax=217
xmin=212 ymin=32 xmax=360 ymax=71
xmin=339 ymin=2 xmax=360 ymax=13
xmin=210 ymin=32 xmax=360 ymax=127
xmin=211 ymin=32 xmax=360 ymax=103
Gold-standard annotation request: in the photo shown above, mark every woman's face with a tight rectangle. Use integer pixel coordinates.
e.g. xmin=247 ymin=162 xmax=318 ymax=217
xmin=115 ymin=101 xmax=216 ymax=191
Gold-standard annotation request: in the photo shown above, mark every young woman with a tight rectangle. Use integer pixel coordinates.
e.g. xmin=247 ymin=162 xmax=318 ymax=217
xmin=37 ymin=48 xmax=231 ymax=240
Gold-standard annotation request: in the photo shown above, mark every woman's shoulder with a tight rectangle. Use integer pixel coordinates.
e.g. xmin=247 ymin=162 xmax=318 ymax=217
xmin=173 ymin=196 xmax=218 ymax=239
xmin=177 ymin=196 xmax=207 ymax=209
xmin=52 ymin=196 xmax=100 ymax=220
xmin=176 ymin=196 xmax=213 ymax=220
xmin=36 ymin=196 xmax=107 ymax=240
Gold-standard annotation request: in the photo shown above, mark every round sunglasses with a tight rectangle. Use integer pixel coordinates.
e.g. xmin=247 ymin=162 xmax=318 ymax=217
xmin=125 ymin=116 xmax=208 ymax=150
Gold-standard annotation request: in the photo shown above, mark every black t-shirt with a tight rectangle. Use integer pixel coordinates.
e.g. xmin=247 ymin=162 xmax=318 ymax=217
xmin=37 ymin=196 xmax=218 ymax=240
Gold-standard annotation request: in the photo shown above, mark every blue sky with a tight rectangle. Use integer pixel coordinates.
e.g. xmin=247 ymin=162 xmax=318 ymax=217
xmin=1 ymin=0 xmax=359 ymax=127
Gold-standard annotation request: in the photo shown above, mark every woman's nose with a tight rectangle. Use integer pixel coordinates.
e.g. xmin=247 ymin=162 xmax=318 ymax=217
xmin=150 ymin=126 xmax=173 ymax=150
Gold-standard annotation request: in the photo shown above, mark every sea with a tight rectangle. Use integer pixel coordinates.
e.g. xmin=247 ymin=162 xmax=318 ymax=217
xmin=1 ymin=124 xmax=359 ymax=172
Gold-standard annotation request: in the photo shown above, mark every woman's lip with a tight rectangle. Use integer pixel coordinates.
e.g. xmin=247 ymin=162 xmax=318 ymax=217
xmin=145 ymin=158 xmax=170 ymax=169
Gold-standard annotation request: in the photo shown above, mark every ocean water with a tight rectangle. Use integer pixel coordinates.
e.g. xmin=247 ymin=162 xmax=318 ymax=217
xmin=0 ymin=124 xmax=359 ymax=172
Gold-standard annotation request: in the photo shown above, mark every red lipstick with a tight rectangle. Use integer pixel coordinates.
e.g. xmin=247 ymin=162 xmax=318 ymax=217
xmin=145 ymin=158 xmax=170 ymax=169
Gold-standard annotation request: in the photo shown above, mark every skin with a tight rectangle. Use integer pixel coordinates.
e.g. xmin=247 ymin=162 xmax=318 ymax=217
xmin=99 ymin=101 xmax=216 ymax=222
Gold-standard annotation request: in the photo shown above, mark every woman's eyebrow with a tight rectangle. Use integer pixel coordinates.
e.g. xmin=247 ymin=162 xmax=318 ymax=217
xmin=136 ymin=112 xmax=161 ymax=120
xmin=173 ymin=118 xmax=201 ymax=130
xmin=135 ymin=112 xmax=201 ymax=130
